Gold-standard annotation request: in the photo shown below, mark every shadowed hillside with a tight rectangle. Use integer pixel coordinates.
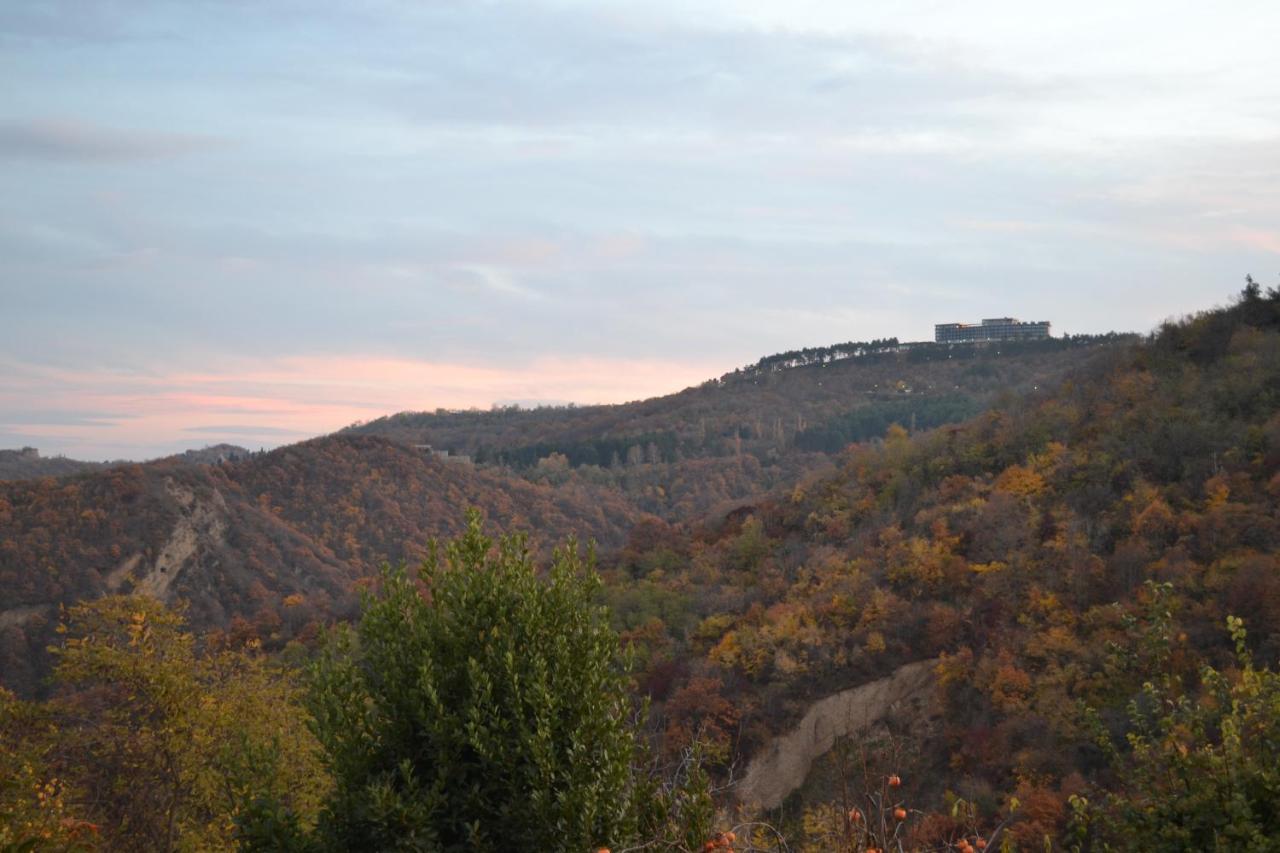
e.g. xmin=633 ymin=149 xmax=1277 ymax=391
xmin=0 ymin=434 xmax=641 ymax=696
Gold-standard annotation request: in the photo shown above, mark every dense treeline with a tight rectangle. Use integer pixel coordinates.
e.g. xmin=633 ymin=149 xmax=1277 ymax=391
xmin=527 ymin=453 xmax=826 ymax=521
xmin=476 ymin=429 xmax=683 ymax=468
xmin=899 ymin=332 xmax=1137 ymax=363
xmin=737 ymin=338 xmax=902 ymax=375
xmin=731 ymin=333 xmax=1136 ymax=378
xmin=792 ymin=394 xmax=983 ymax=452
xmin=730 ymin=333 xmax=1134 ymax=379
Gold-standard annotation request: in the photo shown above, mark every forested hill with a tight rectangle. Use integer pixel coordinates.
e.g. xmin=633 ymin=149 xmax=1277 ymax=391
xmin=0 ymin=333 xmax=1128 ymax=698
xmin=0 ymin=434 xmax=641 ymax=696
xmin=349 ymin=335 xmax=1128 ymax=464
xmin=0 ymin=444 xmax=251 ymax=483
xmin=600 ymin=284 xmax=1280 ymax=844
xmin=348 ymin=334 xmax=1129 ymax=518
xmin=0 ymin=448 xmax=106 ymax=481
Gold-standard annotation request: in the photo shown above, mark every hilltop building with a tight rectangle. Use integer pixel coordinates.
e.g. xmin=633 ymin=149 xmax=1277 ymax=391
xmin=412 ymin=444 xmax=473 ymax=465
xmin=935 ymin=317 xmax=1051 ymax=344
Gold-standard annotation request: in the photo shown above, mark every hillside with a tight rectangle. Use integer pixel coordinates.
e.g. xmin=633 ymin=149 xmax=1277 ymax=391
xmin=351 ymin=334 xmax=1128 ymax=518
xmin=351 ymin=336 xmax=1128 ymax=462
xmin=0 ymin=335 xmax=1133 ymax=700
xmin=598 ymin=285 xmax=1280 ymax=843
xmin=0 ymin=448 xmax=107 ymax=481
xmin=0 ymin=434 xmax=641 ymax=696
xmin=4 ymin=287 xmax=1279 ymax=847
xmin=0 ymin=445 xmax=253 ymax=483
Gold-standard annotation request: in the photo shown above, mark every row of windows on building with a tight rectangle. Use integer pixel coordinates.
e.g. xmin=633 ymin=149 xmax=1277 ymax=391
xmin=934 ymin=317 xmax=1051 ymax=344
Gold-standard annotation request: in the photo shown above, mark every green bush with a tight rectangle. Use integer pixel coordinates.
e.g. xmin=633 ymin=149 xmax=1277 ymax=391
xmin=255 ymin=510 xmax=711 ymax=852
xmin=1078 ymin=616 xmax=1280 ymax=851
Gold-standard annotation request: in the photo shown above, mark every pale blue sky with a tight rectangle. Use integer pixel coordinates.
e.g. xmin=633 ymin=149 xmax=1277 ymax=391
xmin=2 ymin=0 xmax=1278 ymax=458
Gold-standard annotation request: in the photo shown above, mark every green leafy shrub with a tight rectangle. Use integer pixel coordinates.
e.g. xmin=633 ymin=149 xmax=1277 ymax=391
xmin=1079 ymin=616 xmax=1280 ymax=851
xmin=284 ymin=510 xmax=712 ymax=852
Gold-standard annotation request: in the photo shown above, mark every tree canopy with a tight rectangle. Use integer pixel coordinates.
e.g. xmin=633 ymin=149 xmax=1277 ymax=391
xmin=260 ymin=510 xmax=711 ymax=852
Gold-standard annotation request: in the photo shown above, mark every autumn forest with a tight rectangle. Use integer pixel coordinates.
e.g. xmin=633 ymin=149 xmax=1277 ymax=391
xmin=5 ymin=283 xmax=1280 ymax=851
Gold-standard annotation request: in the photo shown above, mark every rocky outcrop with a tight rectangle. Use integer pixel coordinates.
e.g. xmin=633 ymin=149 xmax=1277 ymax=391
xmin=736 ymin=659 xmax=940 ymax=809
xmin=132 ymin=478 xmax=228 ymax=601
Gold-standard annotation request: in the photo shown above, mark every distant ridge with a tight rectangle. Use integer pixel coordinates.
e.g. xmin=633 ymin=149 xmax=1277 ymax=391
xmin=0 ymin=447 xmax=106 ymax=481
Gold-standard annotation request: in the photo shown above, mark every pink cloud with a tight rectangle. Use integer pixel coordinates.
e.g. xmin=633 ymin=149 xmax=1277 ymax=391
xmin=1228 ymin=227 xmax=1280 ymax=255
xmin=1 ymin=354 xmax=728 ymax=460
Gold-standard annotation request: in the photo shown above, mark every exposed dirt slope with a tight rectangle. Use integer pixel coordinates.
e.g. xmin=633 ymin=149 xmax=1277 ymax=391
xmin=736 ymin=659 xmax=940 ymax=809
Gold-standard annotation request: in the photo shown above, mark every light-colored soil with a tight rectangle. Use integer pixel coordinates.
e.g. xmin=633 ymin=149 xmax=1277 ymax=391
xmin=0 ymin=604 xmax=53 ymax=631
xmin=104 ymin=553 xmax=143 ymax=591
xmin=736 ymin=658 xmax=940 ymax=809
xmin=133 ymin=479 xmax=227 ymax=601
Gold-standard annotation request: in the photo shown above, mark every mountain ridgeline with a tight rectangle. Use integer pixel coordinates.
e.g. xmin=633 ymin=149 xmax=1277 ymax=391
xmin=0 ymin=447 xmax=106 ymax=481
xmin=347 ymin=333 xmax=1127 ymax=518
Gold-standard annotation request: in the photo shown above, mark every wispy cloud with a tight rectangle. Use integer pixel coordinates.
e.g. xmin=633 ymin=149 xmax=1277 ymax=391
xmin=0 ymin=409 xmax=127 ymax=427
xmin=0 ymin=354 xmax=726 ymax=460
xmin=0 ymin=118 xmax=223 ymax=162
xmin=182 ymin=424 xmax=308 ymax=437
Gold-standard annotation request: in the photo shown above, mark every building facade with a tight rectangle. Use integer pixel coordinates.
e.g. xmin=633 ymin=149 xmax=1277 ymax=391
xmin=934 ymin=317 xmax=1051 ymax=344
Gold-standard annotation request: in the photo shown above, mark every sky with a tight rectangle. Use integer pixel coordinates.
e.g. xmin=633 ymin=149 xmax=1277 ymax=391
xmin=2 ymin=0 xmax=1278 ymax=460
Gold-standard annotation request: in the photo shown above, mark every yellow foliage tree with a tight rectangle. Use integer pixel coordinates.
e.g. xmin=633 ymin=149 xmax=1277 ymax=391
xmin=26 ymin=595 xmax=330 ymax=852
